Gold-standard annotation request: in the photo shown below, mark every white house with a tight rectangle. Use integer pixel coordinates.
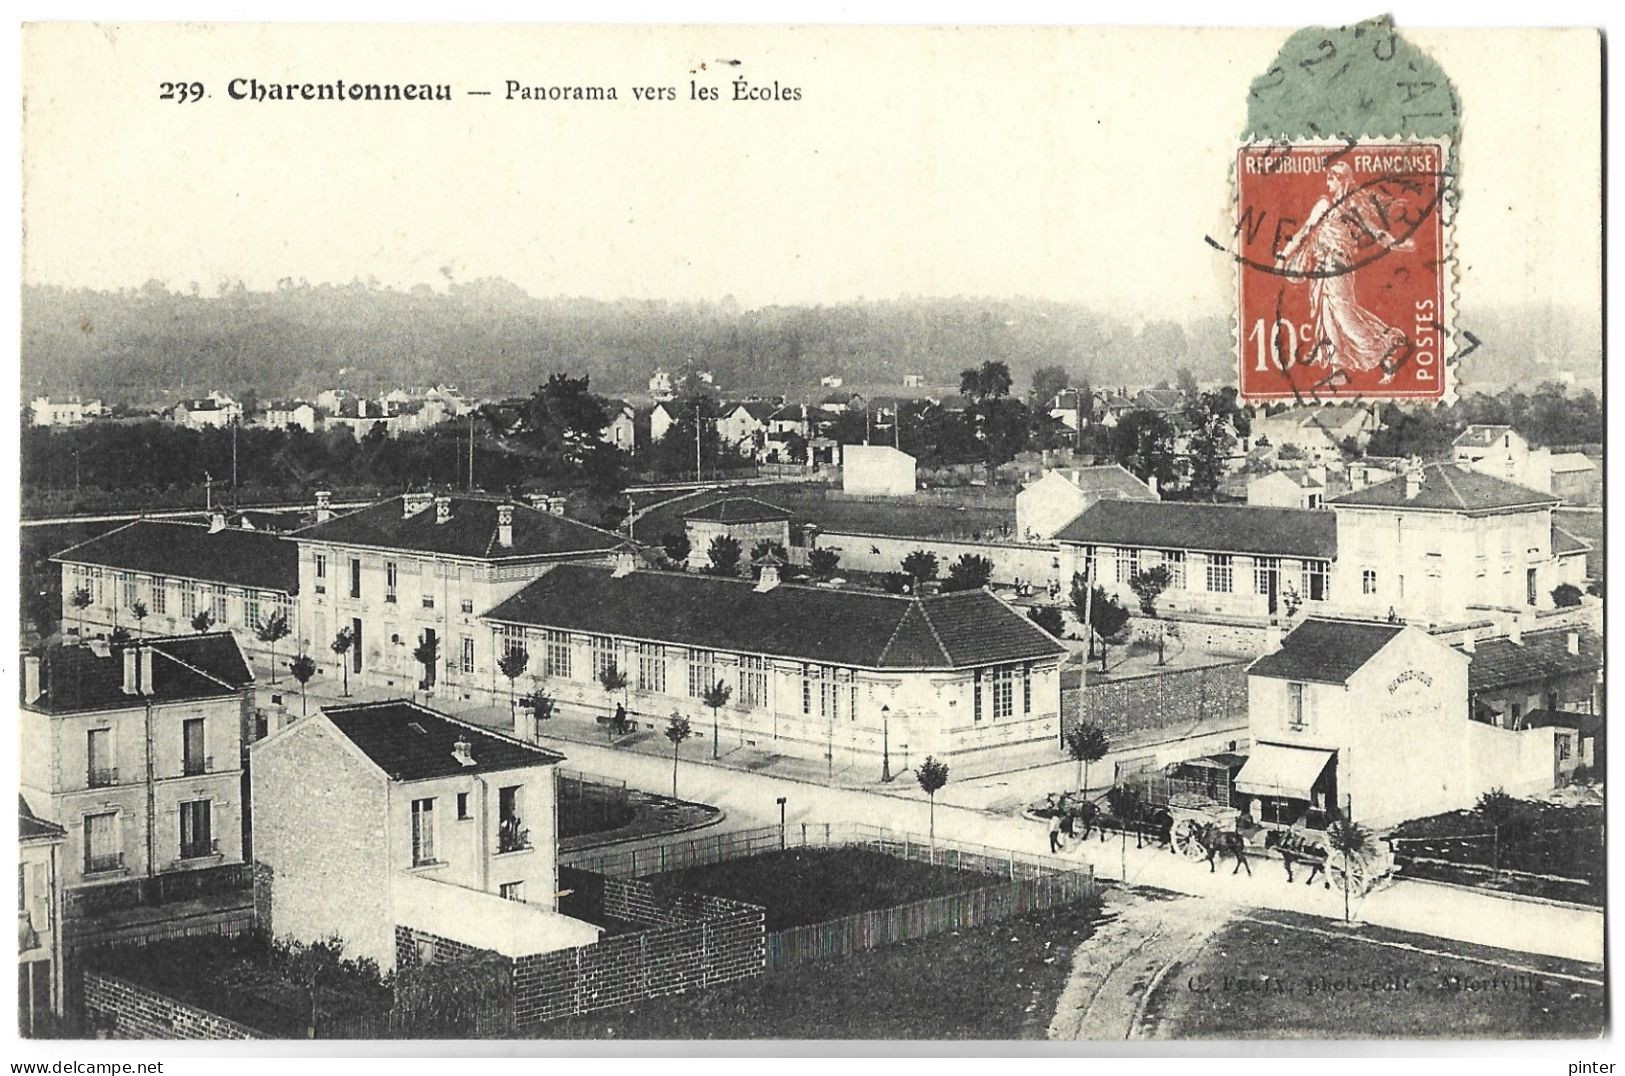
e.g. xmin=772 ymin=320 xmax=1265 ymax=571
xmin=842 ymin=445 xmax=916 ymax=496
xmin=167 ymin=394 xmax=242 ymax=430
xmin=715 ymin=402 xmax=775 ymax=456
xmin=255 ymin=401 xmax=318 ymax=434
xmin=1016 ymin=465 xmax=1158 ymax=542
xmin=1251 ymin=406 xmax=1376 ymax=461
xmin=1325 ymin=461 xmax=1568 ymax=625
xmin=1246 ymin=618 xmax=1559 ymax=828
xmin=251 ymin=699 xmax=599 ymax=973
xmin=1247 ymin=469 xmax=1327 ymax=510
xmin=648 ymin=369 xmax=675 ymax=401
xmin=599 ymin=400 xmax=636 ymax=453
xmin=648 ymin=402 xmax=678 ymax=443
xmin=30 ymin=396 xmax=104 ymax=427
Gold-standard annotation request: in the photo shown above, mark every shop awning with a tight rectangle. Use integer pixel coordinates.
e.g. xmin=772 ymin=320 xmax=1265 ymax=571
xmin=1233 ymin=744 xmax=1335 ymax=800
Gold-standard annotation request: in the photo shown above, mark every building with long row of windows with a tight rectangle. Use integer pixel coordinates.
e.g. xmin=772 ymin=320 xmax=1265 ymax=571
xmin=482 ymin=559 xmax=1068 ymax=773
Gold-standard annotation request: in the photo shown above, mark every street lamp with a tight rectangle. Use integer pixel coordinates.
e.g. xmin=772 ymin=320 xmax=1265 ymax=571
xmin=776 ymin=796 xmax=787 ymax=849
xmin=881 ymin=704 xmax=893 ymax=783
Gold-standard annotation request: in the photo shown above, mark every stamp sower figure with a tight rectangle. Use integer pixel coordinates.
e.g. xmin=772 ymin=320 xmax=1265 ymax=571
xmin=1276 ymin=162 xmax=1417 ymax=381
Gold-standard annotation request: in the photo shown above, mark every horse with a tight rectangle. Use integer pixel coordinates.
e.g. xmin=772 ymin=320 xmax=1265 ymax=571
xmin=1264 ymin=830 xmax=1331 ymax=888
xmin=1188 ymin=821 xmax=1253 ymax=875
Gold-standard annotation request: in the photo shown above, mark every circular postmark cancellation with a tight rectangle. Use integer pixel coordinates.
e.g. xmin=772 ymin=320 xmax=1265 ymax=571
xmin=1226 ymin=139 xmax=1453 ymax=404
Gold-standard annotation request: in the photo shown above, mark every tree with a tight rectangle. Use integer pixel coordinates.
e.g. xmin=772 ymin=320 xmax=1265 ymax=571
xmin=598 ymin=659 xmax=630 ymax=740
xmin=960 ymin=360 xmax=1014 ymax=401
xmin=1032 ymin=364 xmax=1071 ymax=405
xmin=289 ymin=654 xmax=317 ymax=715
xmin=1175 ymin=367 xmax=1200 ymax=398
xmin=1028 ymin=604 xmax=1066 ymax=638
xmin=256 ymin=611 xmax=292 ymax=683
xmin=751 ymin=539 xmax=788 ymax=562
xmin=1064 ymin=722 xmax=1109 ymax=793
xmin=707 ymin=534 xmax=742 ymax=576
xmin=69 ymin=585 xmax=91 ymax=638
xmin=330 ymin=627 xmax=354 ymax=697
xmin=1476 ymin=789 xmax=1532 ymax=882
xmin=662 ymin=531 xmax=691 ymax=567
xmin=523 ymin=688 xmax=556 ymax=738
xmin=916 ymin=756 xmax=949 ymax=843
xmin=702 ymin=679 xmax=732 ymax=759
xmin=109 ymin=626 xmax=132 ymax=646
xmin=664 ymin=713 xmax=695 ymax=798
xmin=901 ymin=550 xmax=940 ymax=586
xmin=808 ymin=547 xmax=840 ymax=578
xmin=1183 ymin=390 xmax=1240 ymax=500
xmin=1325 ymin=817 xmax=1373 ymax=923
xmin=943 ymin=553 xmax=994 ymax=592
xmin=413 ymin=632 xmax=440 ymax=695
xmin=960 ymin=361 xmax=1029 ymax=482
xmin=880 ymin=572 xmax=910 ymax=594
xmin=130 ymin=600 xmax=149 ymax=639
xmin=498 ymin=647 xmax=530 ymax=722
xmin=1107 ymin=410 xmax=1178 ymax=490
xmin=1128 ymin=565 xmax=1172 ymax=664
xmin=191 ymin=609 xmax=215 ymax=634
xmin=1552 ymin=583 xmax=1584 ymax=608
xmin=1071 ymin=574 xmax=1130 ymax=672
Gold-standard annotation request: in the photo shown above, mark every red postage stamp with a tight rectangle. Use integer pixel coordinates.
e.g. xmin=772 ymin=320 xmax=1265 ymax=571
xmin=1235 ymin=140 xmax=1450 ymax=402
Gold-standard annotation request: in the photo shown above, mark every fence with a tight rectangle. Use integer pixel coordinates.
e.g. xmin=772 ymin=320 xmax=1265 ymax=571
xmin=557 ymin=768 xmax=633 ymax=839
xmin=67 ymin=862 xmax=254 ymax=919
xmin=565 ymin=822 xmax=1099 ymax=972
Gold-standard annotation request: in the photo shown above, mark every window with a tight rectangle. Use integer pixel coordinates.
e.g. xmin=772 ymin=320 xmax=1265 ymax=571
xmin=456 ymin=792 xmax=470 ymax=820
xmin=687 ymin=648 xmax=714 ymax=699
xmin=461 ymin=599 xmax=474 ymax=615
xmin=211 ymin=585 xmax=229 ymax=623
xmin=1361 ymin=569 xmax=1377 ymax=595
xmin=315 ymin=553 xmax=327 ymax=580
xmin=423 ymin=594 xmax=435 ymax=609
xmin=349 ymin=558 xmax=362 ymax=599
xmin=801 ymin=664 xmax=838 ymax=720
xmin=179 ymin=800 xmax=213 ymax=859
xmin=590 ymin=636 xmax=615 ymax=680
xmin=180 ymin=583 xmax=197 ymax=620
xmin=1254 ymin=557 xmax=1279 ymax=596
xmin=1305 ymin=561 xmax=1328 ymax=602
xmin=151 ymin=576 xmax=167 ymax=615
xmin=1206 ymin=554 xmax=1233 ymax=594
xmin=121 ymin=572 xmax=138 ymax=610
xmin=1287 ymin=682 xmax=1307 ymax=731
xmin=738 ymin=655 xmax=767 ymax=708
xmin=992 ymin=666 xmax=1015 ymax=719
xmin=637 ymin=643 xmax=666 ymax=694
xmin=499 ymin=881 xmax=525 ymax=902
xmin=182 ymin=718 xmax=207 ymax=775
xmin=498 ymin=786 xmax=527 ymax=852
xmin=84 ymin=812 xmax=119 ymax=874
xmin=544 ymin=630 xmax=571 ymax=679
xmin=1023 ymin=663 xmax=1032 ymax=714
xmin=1557 ymin=734 xmax=1572 ymax=762
xmin=460 ymin=636 xmax=475 ymax=675
xmin=411 ymin=798 xmax=437 ymax=866
xmin=500 ymin=624 xmax=526 ymax=659
xmin=973 ymin=670 xmax=984 ymax=722
xmin=385 ymin=561 xmax=398 ymax=603
xmin=244 ymin=591 xmax=261 ymax=630
xmin=1117 ymin=548 xmax=1139 ymax=584
xmin=1163 ymin=551 xmax=1186 ymax=589
xmin=87 ymin=729 xmax=115 ymax=787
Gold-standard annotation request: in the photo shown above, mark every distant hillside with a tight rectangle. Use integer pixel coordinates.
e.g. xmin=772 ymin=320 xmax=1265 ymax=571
xmin=20 ymin=282 xmax=1596 ymax=405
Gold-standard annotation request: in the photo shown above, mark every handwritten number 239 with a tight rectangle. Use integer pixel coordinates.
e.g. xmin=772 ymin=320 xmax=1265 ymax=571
xmin=159 ymin=82 xmax=205 ymax=103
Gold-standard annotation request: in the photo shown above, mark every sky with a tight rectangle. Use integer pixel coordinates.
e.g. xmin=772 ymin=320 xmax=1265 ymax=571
xmin=20 ymin=24 xmax=1602 ymax=318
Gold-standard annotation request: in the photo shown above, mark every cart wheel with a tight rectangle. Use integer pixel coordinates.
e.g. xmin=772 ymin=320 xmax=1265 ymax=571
xmin=1332 ymin=858 xmax=1368 ymax=895
xmin=1173 ymin=820 xmax=1206 ymax=861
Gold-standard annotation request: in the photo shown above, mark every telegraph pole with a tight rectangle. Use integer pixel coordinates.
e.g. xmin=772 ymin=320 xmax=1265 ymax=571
xmin=467 ymin=412 xmax=474 ymax=491
xmin=694 ymin=402 xmax=702 ymax=481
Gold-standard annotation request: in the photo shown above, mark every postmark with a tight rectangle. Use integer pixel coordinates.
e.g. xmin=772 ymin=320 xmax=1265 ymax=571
xmin=1234 ymin=139 xmax=1450 ymax=402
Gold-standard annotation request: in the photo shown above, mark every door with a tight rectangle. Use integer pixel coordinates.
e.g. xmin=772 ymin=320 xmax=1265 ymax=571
xmin=351 ymin=617 xmax=363 ymax=674
xmin=421 ymin=628 xmax=437 ymax=688
xmin=1527 ymin=568 xmax=1539 ymax=607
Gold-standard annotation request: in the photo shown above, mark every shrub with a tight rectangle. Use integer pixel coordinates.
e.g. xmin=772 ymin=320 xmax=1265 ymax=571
xmin=1552 ymin=583 xmax=1584 ymax=608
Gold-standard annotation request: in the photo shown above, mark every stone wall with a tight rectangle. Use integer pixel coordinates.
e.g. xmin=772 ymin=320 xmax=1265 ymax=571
xmin=1064 ymin=661 xmax=1250 ymax=742
xmin=84 ymin=971 xmax=264 ymax=1040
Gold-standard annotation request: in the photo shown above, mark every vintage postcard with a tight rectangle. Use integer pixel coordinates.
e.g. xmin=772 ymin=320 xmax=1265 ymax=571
xmin=12 ymin=17 xmax=1604 ymax=1055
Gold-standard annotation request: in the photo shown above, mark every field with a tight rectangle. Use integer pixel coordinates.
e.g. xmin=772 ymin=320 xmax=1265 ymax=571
xmin=534 ymin=898 xmax=1102 ymax=1040
xmin=1142 ymin=908 xmax=1605 ymax=1039
xmin=644 ymin=846 xmax=996 ymax=931
xmin=1389 ymin=798 xmax=1604 ymax=904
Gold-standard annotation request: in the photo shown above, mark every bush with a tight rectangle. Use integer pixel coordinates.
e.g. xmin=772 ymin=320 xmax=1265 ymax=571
xmin=881 ymin=572 xmax=911 ymax=594
xmin=1552 ymin=583 xmax=1584 ymax=608
xmin=1028 ymin=605 xmax=1065 ymax=637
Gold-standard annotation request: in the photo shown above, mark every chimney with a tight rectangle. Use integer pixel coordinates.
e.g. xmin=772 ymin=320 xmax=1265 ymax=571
xmin=1404 ymin=458 xmax=1424 ymax=500
xmin=526 ymin=491 xmax=549 ymax=511
xmin=1264 ymin=622 xmax=1283 ymax=652
xmin=452 ymin=738 xmax=475 ymax=767
xmin=496 ymin=503 xmax=514 ymax=547
xmin=1567 ymin=630 xmax=1580 ymax=655
xmin=209 ymin=509 xmax=227 ymax=534
xmin=122 ymin=646 xmax=140 ymax=695
xmin=315 ymin=490 xmax=332 ymax=523
xmin=918 ymin=580 xmax=941 ymax=596
xmin=548 ymin=496 xmax=566 ymax=516
xmin=611 ymin=548 xmax=636 ymax=578
xmin=1146 ymin=474 xmax=1158 ymax=497
xmin=140 ymin=646 xmax=155 ymax=694
xmin=1071 ymin=469 xmax=1080 ymax=485
xmin=755 ymin=562 xmax=781 ymax=593
xmin=24 ymin=655 xmax=41 ymax=703
xmin=403 ymin=491 xmax=434 ymax=518
xmin=1507 ymin=616 xmax=1522 ymax=646
xmin=1460 ymin=631 xmax=1475 ymax=653
xmin=435 ymin=496 xmax=453 ymax=525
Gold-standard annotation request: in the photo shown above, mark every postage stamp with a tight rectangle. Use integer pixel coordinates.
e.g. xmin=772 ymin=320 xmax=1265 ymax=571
xmin=1234 ymin=139 xmax=1451 ymax=402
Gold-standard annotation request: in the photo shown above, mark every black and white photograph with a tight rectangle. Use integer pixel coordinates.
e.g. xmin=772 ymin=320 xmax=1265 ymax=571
xmin=10 ymin=12 xmax=1608 ymax=1059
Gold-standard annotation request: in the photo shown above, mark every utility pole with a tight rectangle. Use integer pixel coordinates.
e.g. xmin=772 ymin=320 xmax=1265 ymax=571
xmin=204 ymin=472 xmax=213 ymax=512
xmin=467 ymin=412 xmax=474 ymax=491
xmin=231 ymin=418 xmax=238 ymax=489
xmin=694 ymin=402 xmax=702 ymax=481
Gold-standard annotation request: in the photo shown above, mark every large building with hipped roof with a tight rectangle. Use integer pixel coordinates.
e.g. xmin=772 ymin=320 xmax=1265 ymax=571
xmin=483 ymin=557 xmax=1068 ymax=773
